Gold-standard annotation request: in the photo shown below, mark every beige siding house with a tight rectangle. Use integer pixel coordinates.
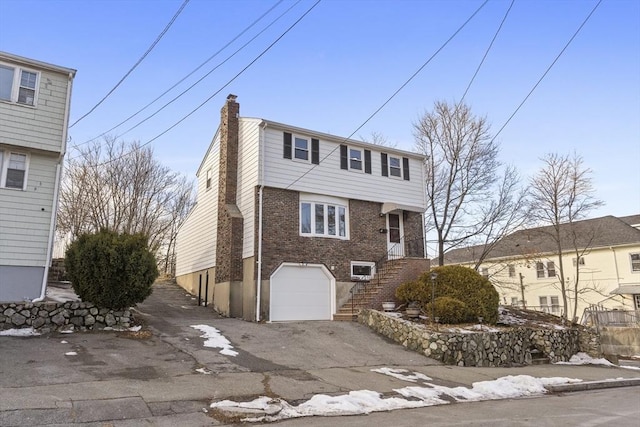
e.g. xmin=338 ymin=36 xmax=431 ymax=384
xmin=0 ymin=51 xmax=75 ymax=302
xmin=175 ymin=95 xmax=428 ymax=322
xmin=442 ymin=215 xmax=640 ymax=321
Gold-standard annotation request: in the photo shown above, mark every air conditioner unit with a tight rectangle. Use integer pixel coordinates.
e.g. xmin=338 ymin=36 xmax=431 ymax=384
xmin=351 ymin=261 xmax=375 ymax=281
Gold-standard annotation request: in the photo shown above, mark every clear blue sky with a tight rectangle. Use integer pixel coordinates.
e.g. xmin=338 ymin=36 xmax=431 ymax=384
xmin=1 ymin=0 xmax=638 ymax=218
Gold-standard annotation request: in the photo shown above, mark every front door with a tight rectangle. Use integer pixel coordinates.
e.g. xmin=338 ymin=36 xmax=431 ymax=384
xmin=387 ymin=213 xmax=404 ymax=259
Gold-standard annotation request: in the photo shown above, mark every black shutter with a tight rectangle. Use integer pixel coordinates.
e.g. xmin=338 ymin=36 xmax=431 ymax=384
xmin=283 ymin=132 xmax=292 ymax=159
xmin=403 ymin=157 xmax=410 ymax=181
xmin=381 ymin=153 xmax=388 ymax=177
xmin=340 ymin=145 xmax=348 ymax=170
xmin=311 ymin=138 xmax=319 ymax=164
xmin=364 ymin=149 xmax=371 ymax=174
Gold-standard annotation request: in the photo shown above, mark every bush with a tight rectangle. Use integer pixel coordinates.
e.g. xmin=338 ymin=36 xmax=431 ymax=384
xmin=427 ymin=296 xmax=469 ymax=324
xmin=396 ymin=265 xmax=499 ymax=324
xmin=65 ymin=230 xmax=158 ymax=309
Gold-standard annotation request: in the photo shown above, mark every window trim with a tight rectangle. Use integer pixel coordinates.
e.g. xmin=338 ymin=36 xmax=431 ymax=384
xmin=572 ymin=256 xmax=586 ymax=267
xmin=536 ymin=262 xmax=545 ymax=279
xmin=299 ymin=194 xmax=349 ymax=240
xmin=630 ymin=253 xmax=640 ymax=273
xmin=293 ymin=135 xmax=310 ymax=162
xmin=0 ymin=150 xmax=30 ymax=190
xmin=0 ymin=62 xmax=40 ymax=107
xmin=351 ymin=261 xmax=375 ymax=281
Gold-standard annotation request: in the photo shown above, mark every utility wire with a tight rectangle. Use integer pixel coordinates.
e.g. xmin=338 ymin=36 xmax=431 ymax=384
xmin=89 ymin=0 xmax=322 ymax=169
xmin=459 ymin=0 xmax=515 ymax=104
xmin=491 ymin=0 xmax=602 ymax=142
xmin=72 ymin=0 xmax=286 ymax=150
xmin=285 ymin=0 xmax=489 ymax=190
xmin=69 ymin=0 xmax=190 ymax=128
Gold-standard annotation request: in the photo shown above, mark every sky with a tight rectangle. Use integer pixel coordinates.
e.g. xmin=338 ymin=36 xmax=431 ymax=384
xmin=0 ymin=0 xmax=638 ymax=218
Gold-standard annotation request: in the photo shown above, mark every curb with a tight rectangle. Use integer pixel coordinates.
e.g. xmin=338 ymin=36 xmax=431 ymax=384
xmin=546 ymin=377 xmax=640 ymax=393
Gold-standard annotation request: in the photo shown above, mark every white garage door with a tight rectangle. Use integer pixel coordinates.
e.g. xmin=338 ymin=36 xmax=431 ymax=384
xmin=270 ymin=264 xmax=334 ymax=321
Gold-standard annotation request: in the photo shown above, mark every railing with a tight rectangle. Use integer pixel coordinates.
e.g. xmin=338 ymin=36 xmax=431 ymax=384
xmin=346 ymin=236 xmax=425 ymax=318
xmin=581 ymin=305 xmax=640 ymax=328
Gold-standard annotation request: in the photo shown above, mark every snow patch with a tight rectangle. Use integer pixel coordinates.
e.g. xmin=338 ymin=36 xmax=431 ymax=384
xmin=191 ymin=324 xmax=238 ymax=356
xmin=555 ymin=352 xmax=616 ymax=367
xmin=0 ymin=328 xmax=41 ymax=337
xmin=65 ymin=351 xmax=78 ymax=356
xmin=371 ymin=367 xmax=432 ymax=382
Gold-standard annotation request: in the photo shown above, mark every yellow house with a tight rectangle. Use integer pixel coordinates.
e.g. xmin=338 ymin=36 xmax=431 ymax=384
xmin=442 ymin=215 xmax=640 ymax=321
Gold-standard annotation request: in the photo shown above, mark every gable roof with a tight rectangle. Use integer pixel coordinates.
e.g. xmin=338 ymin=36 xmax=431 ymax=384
xmin=441 ymin=215 xmax=640 ymax=264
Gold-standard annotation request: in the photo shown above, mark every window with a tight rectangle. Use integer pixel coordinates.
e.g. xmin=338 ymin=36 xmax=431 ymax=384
xmin=300 ymin=199 xmax=347 ymax=239
xmin=340 ymin=145 xmax=371 ymax=173
xmin=294 ymin=137 xmax=309 ymax=161
xmin=1 ymin=152 xmax=28 ymax=190
xmin=634 ymin=295 xmax=640 ymax=310
xmin=381 ymin=153 xmax=410 ymax=180
xmin=511 ymin=297 xmax=519 ymax=306
xmin=539 ymin=295 xmax=560 ymax=314
xmin=547 ymin=261 xmax=556 ymax=277
xmin=536 ymin=262 xmax=545 ymax=279
xmin=508 ymin=264 xmax=515 ymax=277
xmin=481 ymin=268 xmax=489 ymax=279
xmin=0 ymin=64 xmax=38 ymax=106
xmin=349 ymin=148 xmax=362 ymax=170
xmin=630 ymin=253 xmax=640 ymax=272
xmin=283 ymin=132 xmax=319 ymax=164
xmin=206 ymin=169 xmax=212 ymax=190
xmin=351 ymin=261 xmax=375 ymax=281
xmin=572 ymin=257 xmax=585 ymax=266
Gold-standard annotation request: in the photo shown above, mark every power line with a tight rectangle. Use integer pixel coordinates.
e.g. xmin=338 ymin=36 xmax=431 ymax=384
xmin=88 ymin=0 xmax=322 ymax=169
xmin=491 ymin=0 xmax=602 ymax=143
xmin=71 ymin=0 xmax=287 ymax=150
xmin=285 ymin=0 xmax=489 ymax=190
xmin=459 ymin=0 xmax=515 ymax=104
xmin=69 ymin=0 xmax=190 ymax=128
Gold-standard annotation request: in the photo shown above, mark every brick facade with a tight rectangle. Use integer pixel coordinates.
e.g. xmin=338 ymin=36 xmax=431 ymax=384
xmin=260 ymin=187 xmax=425 ymax=282
xmin=215 ymin=95 xmax=244 ymax=283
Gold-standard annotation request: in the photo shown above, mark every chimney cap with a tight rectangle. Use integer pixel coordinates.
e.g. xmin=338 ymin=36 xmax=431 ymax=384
xmin=227 ymin=94 xmax=237 ymax=101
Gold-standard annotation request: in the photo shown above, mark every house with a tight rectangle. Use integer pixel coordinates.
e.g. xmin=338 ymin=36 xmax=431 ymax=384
xmin=0 ymin=52 xmax=75 ymax=302
xmin=175 ymin=95 xmax=429 ymax=322
xmin=441 ymin=215 xmax=640 ymax=320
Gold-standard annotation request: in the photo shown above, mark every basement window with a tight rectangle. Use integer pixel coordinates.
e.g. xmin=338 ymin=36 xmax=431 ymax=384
xmin=351 ymin=261 xmax=375 ymax=281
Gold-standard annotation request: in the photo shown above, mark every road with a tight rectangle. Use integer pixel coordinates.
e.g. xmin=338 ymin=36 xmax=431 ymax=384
xmin=273 ymin=387 xmax=640 ymax=427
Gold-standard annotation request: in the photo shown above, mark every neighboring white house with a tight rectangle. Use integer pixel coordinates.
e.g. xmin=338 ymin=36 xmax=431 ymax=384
xmin=0 ymin=51 xmax=75 ymax=302
xmin=441 ymin=215 xmax=640 ymax=321
xmin=175 ymin=95 xmax=428 ymax=322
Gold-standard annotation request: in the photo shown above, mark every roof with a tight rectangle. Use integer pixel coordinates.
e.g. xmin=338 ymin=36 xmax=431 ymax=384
xmin=0 ymin=51 xmax=76 ymax=77
xmin=610 ymin=285 xmax=640 ymax=295
xmin=619 ymin=214 xmax=640 ymax=228
xmin=441 ymin=215 xmax=640 ymax=264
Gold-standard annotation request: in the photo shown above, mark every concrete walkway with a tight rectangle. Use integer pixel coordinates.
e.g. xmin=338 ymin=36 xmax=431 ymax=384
xmin=1 ymin=280 xmax=639 ymax=426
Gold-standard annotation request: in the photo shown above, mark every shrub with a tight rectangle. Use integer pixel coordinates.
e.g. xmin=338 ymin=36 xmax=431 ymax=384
xmin=396 ymin=265 xmax=499 ymax=324
xmin=427 ymin=296 xmax=468 ymax=324
xmin=65 ymin=230 xmax=158 ymax=309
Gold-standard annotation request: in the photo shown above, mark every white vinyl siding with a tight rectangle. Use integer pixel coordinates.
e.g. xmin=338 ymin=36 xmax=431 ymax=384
xmin=237 ymin=119 xmax=260 ymax=259
xmin=262 ymin=126 xmax=425 ymax=210
xmin=175 ymin=135 xmax=220 ymax=276
xmin=0 ymin=153 xmax=57 ymax=266
xmin=0 ymin=64 xmax=70 ymax=153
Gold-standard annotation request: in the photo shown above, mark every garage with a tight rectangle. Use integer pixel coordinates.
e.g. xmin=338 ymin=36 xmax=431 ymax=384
xmin=270 ymin=263 xmax=335 ymax=321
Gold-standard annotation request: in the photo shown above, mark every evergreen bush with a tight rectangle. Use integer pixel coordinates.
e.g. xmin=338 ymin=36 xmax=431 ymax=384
xmin=396 ymin=265 xmax=499 ymax=324
xmin=65 ymin=230 xmax=158 ymax=309
xmin=427 ymin=296 xmax=469 ymax=324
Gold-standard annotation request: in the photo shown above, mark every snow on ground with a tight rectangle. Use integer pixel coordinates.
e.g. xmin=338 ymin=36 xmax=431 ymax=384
xmin=0 ymin=328 xmax=41 ymax=337
xmin=555 ymin=352 xmax=640 ymax=371
xmin=196 ymin=367 xmax=213 ymax=375
xmin=45 ymin=284 xmax=79 ymax=302
xmin=211 ymin=369 xmax=583 ymax=422
xmin=64 ymin=351 xmax=77 ymax=356
xmin=191 ymin=324 xmax=238 ymax=356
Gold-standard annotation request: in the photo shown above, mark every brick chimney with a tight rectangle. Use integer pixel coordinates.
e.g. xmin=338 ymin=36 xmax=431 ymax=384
xmin=215 ymin=94 xmax=244 ymax=285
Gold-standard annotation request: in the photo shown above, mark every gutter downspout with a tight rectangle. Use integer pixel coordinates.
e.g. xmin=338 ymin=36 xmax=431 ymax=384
xmin=256 ymin=121 xmax=267 ymax=321
xmin=34 ymin=70 xmax=74 ymax=302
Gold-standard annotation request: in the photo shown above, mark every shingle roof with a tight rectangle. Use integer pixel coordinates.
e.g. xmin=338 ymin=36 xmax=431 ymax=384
xmin=441 ymin=215 xmax=640 ymax=264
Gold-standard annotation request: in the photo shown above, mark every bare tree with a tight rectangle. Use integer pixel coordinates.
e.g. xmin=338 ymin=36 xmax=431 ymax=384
xmin=414 ymin=101 xmax=529 ymax=266
xmin=529 ymin=152 xmax=604 ymax=320
xmin=360 ymin=131 xmax=397 ymax=148
xmin=57 ymin=137 xmax=194 ymax=275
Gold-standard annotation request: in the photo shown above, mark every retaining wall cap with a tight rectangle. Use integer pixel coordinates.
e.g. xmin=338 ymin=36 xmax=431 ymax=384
xmin=546 ymin=377 xmax=640 ymax=393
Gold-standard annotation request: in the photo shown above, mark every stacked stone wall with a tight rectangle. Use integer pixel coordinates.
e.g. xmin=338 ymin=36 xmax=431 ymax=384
xmin=359 ymin=309 xmax=601 ymax=366
xmin=1 ymin=301 xmax=132 ymax=332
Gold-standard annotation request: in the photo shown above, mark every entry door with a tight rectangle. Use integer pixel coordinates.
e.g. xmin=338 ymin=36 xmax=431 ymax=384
xmin=387 ymin=213 xmax=404 ymax=259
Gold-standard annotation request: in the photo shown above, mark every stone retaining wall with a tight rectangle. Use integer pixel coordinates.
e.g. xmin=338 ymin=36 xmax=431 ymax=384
xmin=359 ymin=309 xmax=601 ymax=367
xmin=0 ymin=301 xmax=132 ymax=333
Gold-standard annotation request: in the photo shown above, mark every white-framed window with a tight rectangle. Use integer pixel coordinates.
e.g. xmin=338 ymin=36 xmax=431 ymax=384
xmin=349 ymin=148 xmax=363 ymax=171
xmin=508 ymin=264 xmax=516 ymax=277
xmin=0 ymin=63 xmax=39 ymax=106
xmin=572 ymin=256 xmax=585 ymax=267
xmin=299 ymin=194 xmax=348 ymax=239
xmin=634 ymin=294 xmax=640 ymax=310
xmin=539 ymin=295 xmax=560 ymax=314
xmin=547 ymin=261 xmax=556 ymax=277
xmin=630 ymin=253 xmax=640 ymax=272
xmin=351 ymin=261 xmax=375 ymax=281
xmin=205 ymin=169 xmax=212 ymax=190
xmin=481 ymin=267 xmax=489 ymax=279
xmin=536 ymin=262 xmax=545 ymax=279
xmin=511 ymin=297 xmax=519 ymax=306
xmin=388 ymin=155 xmax=402 ymax=177
xmin=294 ymin=136 xmax=309 ymax=161
xmin=0 ymin=151 xmax=29 ymax=190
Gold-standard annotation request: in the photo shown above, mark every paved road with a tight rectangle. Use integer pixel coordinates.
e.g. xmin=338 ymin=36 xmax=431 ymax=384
xmin=1 ymin=280 xmax=639 ymax=426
